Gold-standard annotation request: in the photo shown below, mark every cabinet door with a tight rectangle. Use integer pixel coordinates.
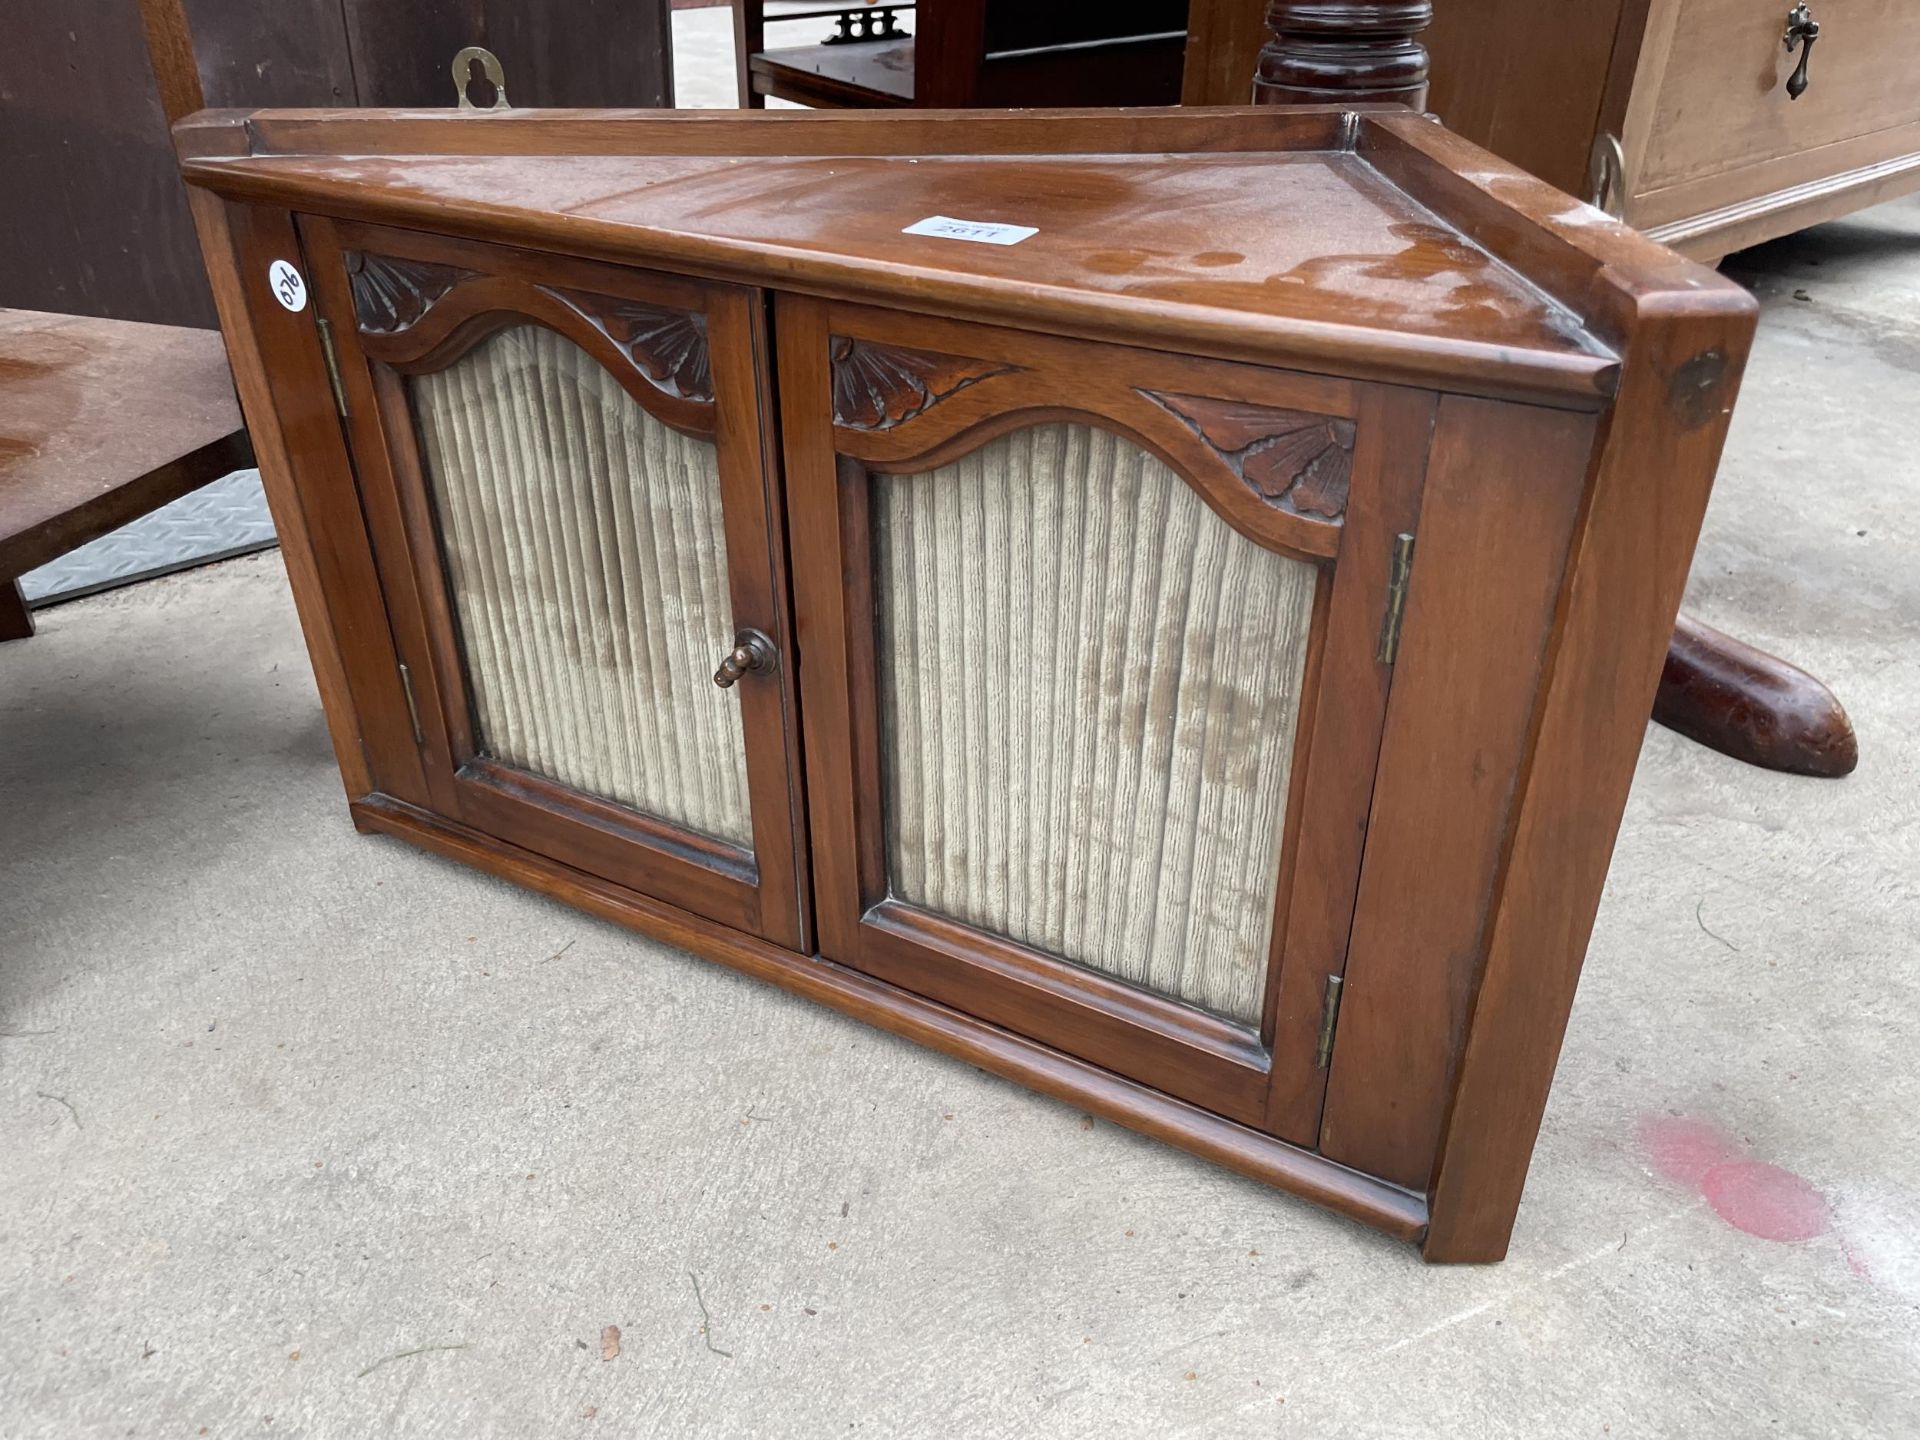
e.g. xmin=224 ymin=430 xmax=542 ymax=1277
xmin=300 ymin=219 xmax=809 ymax=950
xmin=781 ymin=297 xmax=1431 ymax=1135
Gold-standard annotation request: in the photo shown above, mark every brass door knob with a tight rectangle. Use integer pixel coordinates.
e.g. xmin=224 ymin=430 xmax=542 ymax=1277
xmin=713 ymin=628 xmax=777 ymax=688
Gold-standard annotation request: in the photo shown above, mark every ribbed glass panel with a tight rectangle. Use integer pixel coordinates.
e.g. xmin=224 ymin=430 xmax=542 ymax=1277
xmin=874 ymin=424 xmax=1318 ymax=1025
xmin=408 ymin=325 xmax=752 ymax=847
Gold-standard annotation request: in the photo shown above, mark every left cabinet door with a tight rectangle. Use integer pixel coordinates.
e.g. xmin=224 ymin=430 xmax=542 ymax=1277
xmin=299 ymin=218 xmax=810 ymax=950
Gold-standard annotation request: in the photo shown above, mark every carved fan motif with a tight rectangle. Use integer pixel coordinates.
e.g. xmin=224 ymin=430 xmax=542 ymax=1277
xmin=546 ymin=288 xmax=713 ymax=403
xmin=348 ymin=253 xmax=474 ymax=334
xmin=831 ymin=338 xmax=1015 ymax=430
xmin=1141 ymin=390 xmax=1356 ymax=522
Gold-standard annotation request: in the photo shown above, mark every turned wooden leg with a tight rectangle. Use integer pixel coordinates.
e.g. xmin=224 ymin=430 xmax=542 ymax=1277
xmin=1253 ymin=1 xmax=1434 ymax=107
xmin=1245 ymin=6 xmax=1853 ymax=782
xmin=0 ymin=579 xmax=34 ymax=642
xmin=1653 ymin=613 xmax=1857 ymax=777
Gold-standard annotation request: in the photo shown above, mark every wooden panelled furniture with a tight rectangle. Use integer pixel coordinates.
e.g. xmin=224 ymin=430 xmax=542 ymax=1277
xmin=734 ymin=2 xmax=1188 ymax=108
xmin=173 ymin=104 xmax=1754 ymax=1261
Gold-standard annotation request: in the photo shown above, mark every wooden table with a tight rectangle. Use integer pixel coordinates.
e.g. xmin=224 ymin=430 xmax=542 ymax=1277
xmin=0 ymin=309 xmax=253 ymax=640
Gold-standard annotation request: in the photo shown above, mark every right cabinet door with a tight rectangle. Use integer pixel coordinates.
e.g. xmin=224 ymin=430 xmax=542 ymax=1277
xmin=781 ymin=297 xmax=1435 ymax=1137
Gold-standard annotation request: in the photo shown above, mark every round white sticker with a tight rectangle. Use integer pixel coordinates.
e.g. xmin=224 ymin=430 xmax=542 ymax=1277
xmin=267 ymin=259 xmax=308 ymax=313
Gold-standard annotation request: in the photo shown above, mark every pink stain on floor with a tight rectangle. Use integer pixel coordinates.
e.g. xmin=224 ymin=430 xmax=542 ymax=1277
xmin=1638 ymin=1115 xmax=1831 ymax=1243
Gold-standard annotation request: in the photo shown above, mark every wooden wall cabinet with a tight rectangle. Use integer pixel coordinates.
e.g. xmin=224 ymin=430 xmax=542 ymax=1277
xmin=175 ymin=105 xmax=1755 ymax=1262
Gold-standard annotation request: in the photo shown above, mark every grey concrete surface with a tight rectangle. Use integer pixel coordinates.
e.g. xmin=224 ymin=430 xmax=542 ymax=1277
xmin=2 ymin=185 xmax=1916 ymax=1440
xmin=672 ymin=3 xmax=833 ymax=109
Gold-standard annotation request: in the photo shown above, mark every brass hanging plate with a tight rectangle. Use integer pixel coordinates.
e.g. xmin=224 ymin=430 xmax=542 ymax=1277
xmin=452 ymin=47 xmax=510 ymax=111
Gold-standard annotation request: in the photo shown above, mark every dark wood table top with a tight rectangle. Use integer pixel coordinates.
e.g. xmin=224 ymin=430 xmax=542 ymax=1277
xmin=753 ymin=39 xmax=916 ymax=104
xmin=0 ymin=308 xmax=252 ymax=579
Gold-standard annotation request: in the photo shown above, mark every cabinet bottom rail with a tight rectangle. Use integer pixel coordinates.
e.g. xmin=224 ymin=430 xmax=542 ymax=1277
xmin=349 ymin=792 xmax=1432 ymax=1247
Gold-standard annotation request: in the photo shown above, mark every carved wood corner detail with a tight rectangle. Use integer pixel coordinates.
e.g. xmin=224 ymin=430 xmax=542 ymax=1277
xmin=831 ymin=338 xmax=1015 ymax=430
xmin=348 ymin=252 xmax=474 ymax=334
xmin=1141 ymin=390 xmax=1356 ymax=522
xmin=546 ymin=288 xmax=713 ymax=403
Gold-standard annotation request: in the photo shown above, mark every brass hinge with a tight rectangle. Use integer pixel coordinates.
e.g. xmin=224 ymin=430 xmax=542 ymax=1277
xmin=1376 ymin=532 xmax=1415 ymax=665
xmin=315 ymin=316 xmax=349 ymax=419
xmin=397 ymin=661 xmax=425 ymax=746
xmin=1314 ymin=974 xmax=1344 ymax=1070
xmin=1588 ymin=130 xmax=1627 ymax=220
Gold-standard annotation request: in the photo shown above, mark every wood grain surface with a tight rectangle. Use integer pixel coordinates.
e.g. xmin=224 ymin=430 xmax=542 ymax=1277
xmin=0 ymin=310 xmax=250 ymax=579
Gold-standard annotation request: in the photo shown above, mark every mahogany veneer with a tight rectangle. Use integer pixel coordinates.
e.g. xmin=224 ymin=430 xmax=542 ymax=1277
xmin=174 ymin=105 xmax=1755 ymax=1261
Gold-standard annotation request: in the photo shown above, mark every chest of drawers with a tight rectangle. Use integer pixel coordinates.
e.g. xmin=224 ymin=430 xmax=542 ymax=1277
xmin=1425 ymin=0 xmax=1920 ymax=258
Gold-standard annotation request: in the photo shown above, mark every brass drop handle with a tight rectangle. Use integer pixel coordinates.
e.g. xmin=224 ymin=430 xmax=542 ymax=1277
xmin=1783 ymin=3 xmax=1820 ymax=100
xmin=713 ymin=628 xmax=777 ymax=689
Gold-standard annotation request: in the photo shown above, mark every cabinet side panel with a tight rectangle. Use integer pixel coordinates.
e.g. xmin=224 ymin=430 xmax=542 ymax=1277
xmin=1318 ymin=398 xmax=1594 ymax=1189
xmin=1423 ymin=304 xmax=1753 ymax=1262
xmin=184 ymin=192 xmax=427 ymax=805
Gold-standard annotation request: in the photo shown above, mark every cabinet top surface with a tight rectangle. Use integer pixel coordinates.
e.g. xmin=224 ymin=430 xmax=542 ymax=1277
xmin=178 ymin=107 xmax=1755 ymax=405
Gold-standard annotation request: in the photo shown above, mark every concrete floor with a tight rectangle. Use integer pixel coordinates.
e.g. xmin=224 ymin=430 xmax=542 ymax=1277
xmin=3 ymin=189 xmax=1917 ymax=1440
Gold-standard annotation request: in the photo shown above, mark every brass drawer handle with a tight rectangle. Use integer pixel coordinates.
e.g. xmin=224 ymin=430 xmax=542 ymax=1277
xmin=713 ymin=629 xmax=777 ymax=689
xmin=1783 ymin=3 xmax=1820 ymax=100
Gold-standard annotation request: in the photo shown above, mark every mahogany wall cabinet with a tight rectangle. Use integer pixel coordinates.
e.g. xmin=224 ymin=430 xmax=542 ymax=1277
xmin=175 ymin=105 xmax=1755 ymax=1262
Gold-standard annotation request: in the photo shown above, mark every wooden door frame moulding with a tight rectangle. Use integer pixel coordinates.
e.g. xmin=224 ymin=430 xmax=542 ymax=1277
xmin=183 ymin=192 xmax=430 ymax=807
xmin=816 ymin=300 xmax=1362 ymax=561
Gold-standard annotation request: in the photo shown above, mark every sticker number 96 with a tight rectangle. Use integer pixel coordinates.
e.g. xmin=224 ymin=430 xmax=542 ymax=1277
xmin=267 ymin=259 xmax=308 ymax=313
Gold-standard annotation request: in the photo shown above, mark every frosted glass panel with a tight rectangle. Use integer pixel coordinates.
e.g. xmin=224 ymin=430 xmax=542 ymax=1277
xmin=409 ymin=325 xmax=752 ymax=847
xmin=874 ymin=424 xmax=1318 ymax=1025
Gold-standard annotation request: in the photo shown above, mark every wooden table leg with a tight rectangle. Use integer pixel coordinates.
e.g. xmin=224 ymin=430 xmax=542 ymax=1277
xmin=1 ymin=578 xmax=34 ymax=642
xmin=1253 ymin=1 xmax=1434 ymax=106
xmin=1247 ymin=1 xmax=1856 ymax=782
xmin=1653 ymin=614 xmax=1857 ymax=777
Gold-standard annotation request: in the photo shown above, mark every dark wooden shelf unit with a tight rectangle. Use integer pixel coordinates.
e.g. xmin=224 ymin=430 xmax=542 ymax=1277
xmin=736 ymin=2 xmax=1188 ymax=108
